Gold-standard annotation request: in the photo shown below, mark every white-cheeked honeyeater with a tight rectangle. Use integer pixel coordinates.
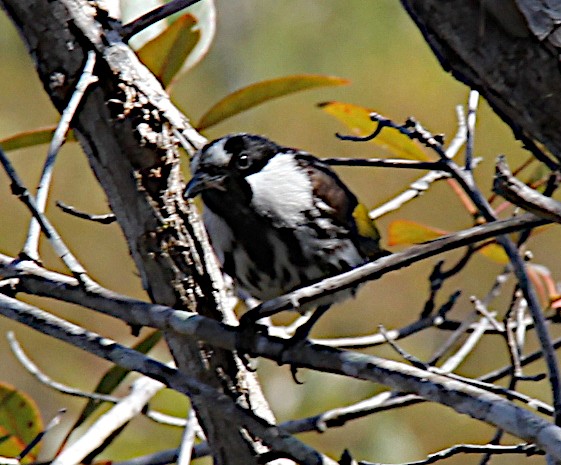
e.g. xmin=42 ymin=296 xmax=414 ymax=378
xmin=184 ymin=133 xmax=388 ymax=334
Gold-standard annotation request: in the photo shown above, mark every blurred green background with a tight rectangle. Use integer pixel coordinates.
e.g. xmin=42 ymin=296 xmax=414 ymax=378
xmin=0 ymin=1 xmax=555 ymax=463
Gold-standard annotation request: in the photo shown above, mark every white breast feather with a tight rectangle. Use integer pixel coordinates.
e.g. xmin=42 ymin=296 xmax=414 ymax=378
xmin=246 ymin=154 xmax=314 ymax=228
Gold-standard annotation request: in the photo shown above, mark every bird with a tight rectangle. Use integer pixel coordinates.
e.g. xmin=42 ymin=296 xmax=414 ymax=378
xmin=184 ymin=133 xmax=388 ymax=339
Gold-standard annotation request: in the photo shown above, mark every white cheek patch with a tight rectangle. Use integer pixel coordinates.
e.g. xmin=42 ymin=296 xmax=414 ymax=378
xmin=247 ymin=153 xmax=314 ymax=228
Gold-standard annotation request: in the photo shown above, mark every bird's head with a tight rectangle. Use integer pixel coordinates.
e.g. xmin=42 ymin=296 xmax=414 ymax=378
xmin=184 ymin=133 xmax=281 ymax=199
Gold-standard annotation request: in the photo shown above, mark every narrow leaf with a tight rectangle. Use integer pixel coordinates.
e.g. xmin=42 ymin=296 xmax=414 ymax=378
xmin=388 ymin=220 xmax=447 ymax=246
xmin=319 ymin=101 xmax=430 ymax=161
xmin=477 ymin=243 xmax=509 ymax=264
xmin=0 ymin=127 xmax=75 ymax=152
xmin=0 ymin=383 xmax=43 ymax=462
xmin=137 ymin=14 xmax=200 ymax=88
xmin=389 ymin=220 xmax=510 ymax=264
xmin=197 ymin=74 xmax=349 ymax=130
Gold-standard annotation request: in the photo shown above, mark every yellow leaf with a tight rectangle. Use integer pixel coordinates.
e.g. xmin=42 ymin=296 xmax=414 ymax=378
xmin=0 ymin=383 xmax=43 ymax=462
xmin=389 ymin=220 xmax=510 ymax=264
xmin=477 ymin=243 xmax=509 ymax=264
xmin=137 ymin=14 xmax=200 ymax=89
xmin=388 ymin=220 xmax=447 ymax=246
xmin=197 ymin=74 xmax=349 ymax=130
xmin=319 ymin=101 xmax=430 ymax=161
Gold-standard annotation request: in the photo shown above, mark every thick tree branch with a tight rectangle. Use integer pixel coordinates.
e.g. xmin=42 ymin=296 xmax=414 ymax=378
xmin=400 ymin=0 xmax=561 ymax=166
xmin=0 ymin=294 xmax=333 ymax=465
xmin=0 ymin=1 xmax=273 ymax=462
xmin=2 ymin=289 xmax=561 ymax=459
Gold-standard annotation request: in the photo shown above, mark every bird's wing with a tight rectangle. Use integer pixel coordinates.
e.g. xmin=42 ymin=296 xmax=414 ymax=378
xmin=295 ymin=153 xmax=386 ymax=259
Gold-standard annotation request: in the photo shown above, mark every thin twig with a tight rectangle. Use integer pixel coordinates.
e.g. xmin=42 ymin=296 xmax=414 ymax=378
xmin=438 ymin=315 xmax=489 ymax=372
xmin=7 ymin=331 xmax=120 ymax=404
xmin=56 ymin=201 xmax=116 ymax=224
xmin=23 ymin=50 xmax=98 ymax=262
xmin=54 ymin=375 xmax=166 ymax=465
xmin=378 ymin=324 xmax=427 ymax=369
xmin=18 ymin=408 xmax=66 ymax=460
xmin=121 ymin=0 xmax=203 ymax=42
xmin=316 ymin=292 xmax=458 ymax=348
xmin=465 ymin=90 xmax=479 ymax=171
xmin=9 ymin=331 xmax=188 ymax=428
xmin=177 ymin=409 xmax=197 ymax=465
xmin=422 ymin=250 xmax=472 ymax=318
xmin=367 ymin=105 xmax=468 ymax=220
xmin=359 ymin=443 xmax=542 ymax=465
xmin=322 ymin=157 xmax=443 ymax=170
xmin=471 ymin=297 xmax=503 ymax=332
xmin=0 ymin=146 xmax=92 ymax=286
xmin=494 ymin=155 xmax=561 ymax=223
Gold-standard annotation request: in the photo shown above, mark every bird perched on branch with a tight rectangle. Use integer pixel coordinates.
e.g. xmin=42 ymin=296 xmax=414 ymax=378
xmin=184 ymin=133 xmax=387 ymax=338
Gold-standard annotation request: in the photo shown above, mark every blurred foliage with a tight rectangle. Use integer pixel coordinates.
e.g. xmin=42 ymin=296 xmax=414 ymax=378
xmin=0 ymin=382 xmax=43 ymax=462
xmin=137 ymin=14 xmax=201 ymax=89
xmin=197 ymin=74 xmax=349 ymax=130
xmin=0 ymin=1 xmax=556 ymax=464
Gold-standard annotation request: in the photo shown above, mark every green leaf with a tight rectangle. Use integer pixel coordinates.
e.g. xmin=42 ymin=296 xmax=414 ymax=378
xmin=61 ymin=331 xmax=162 ymax=446
xmin=137 ymin=14 xmax=201 ymax=88
xmin=0 ymin=383 xmax=43 ymax=462
xmin=319 ymin=101 xmax=430 ymax=161
xmin=0 ymin=127 xmax=75 ymax=152
xmin=197 ymin=74 xmax=349 ymax=130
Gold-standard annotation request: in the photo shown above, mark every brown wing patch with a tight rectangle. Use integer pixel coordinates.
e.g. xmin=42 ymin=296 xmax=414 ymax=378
xmin=296 ymin=153 xmax=387 ymax=259
xmin=302 ymin=158 xmax=356 ymax=227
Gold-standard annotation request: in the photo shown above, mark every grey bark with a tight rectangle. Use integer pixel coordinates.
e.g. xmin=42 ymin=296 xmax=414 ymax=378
xmin=401 ymin=0 xmax=561 ymax=164
xmin=0 ymin=1 xmax=275 ymax=463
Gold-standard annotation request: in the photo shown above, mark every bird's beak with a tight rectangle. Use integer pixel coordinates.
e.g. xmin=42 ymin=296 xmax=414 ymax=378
xmin=184 ymin=173 xmax=227 ymax=199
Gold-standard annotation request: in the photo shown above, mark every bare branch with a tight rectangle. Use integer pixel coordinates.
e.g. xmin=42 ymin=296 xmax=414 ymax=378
xmin=53 ymin=375 xmax=165 ymax=465
xmin=322 ymin=158 xmax=443 ymax=170
xmin=23 ymin=50 xmax=99 ymax=261
xmin=0 ymin=146 xmax=93 ymax=286
xmin=7 ymin=331 xmax=120 ymax=404
xmin=337 ymin=111 xmax=561 ymax=426
xmin=494 ymin=155 xmax=561 ymax=223
xmin=121 ymin=0 xmax=203 ymax=41
xmin=6 ymin=290 xmax=561 ymax=459
xmin=0 ymin=293 xmax=336 ymax=465
xmin=177 ymin=409 xmax=198 ymax=465
xmin=360 ymin=443 xmax=542 ymax=465
xmin=464 ymin=89 xmax=479 ymax=171
xmin=56 ymin=201 xmax=116 ymax=224
xmin=248 ymin=213 xmax=548 ymax=320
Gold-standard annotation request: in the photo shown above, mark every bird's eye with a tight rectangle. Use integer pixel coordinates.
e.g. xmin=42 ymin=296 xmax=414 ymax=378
xmin=235 ymin=154 xmax=251 ymax=170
